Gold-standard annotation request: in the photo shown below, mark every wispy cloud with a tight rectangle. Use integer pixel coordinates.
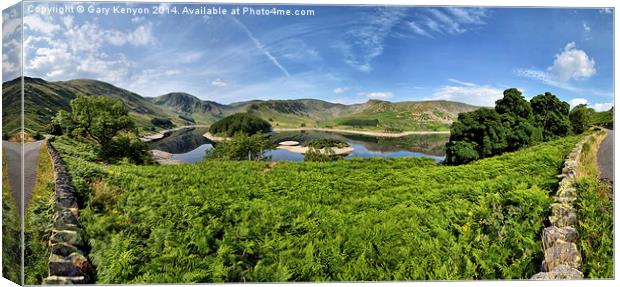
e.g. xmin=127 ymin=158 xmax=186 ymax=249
xmin=448 ymin=78 xmax=476 ymax=87
xmin=333 ymin=87 xmax=347 ymax=94
xmin=232 ymin=17 xmax=290 ymax=78
xmin=341 ymin=8 xmax=406 ymax=72
xmin=211 ymin=78 xmax=227 ymax=87
xmin=427 ymin=79 xmax=503 ymax=107
xmin=358 ymin=91 xmax=394 ymax=100
xmin=582 ymin=22 xmax=591 ymax=32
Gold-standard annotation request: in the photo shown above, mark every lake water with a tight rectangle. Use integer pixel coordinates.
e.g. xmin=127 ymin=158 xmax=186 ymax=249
xmin=149 ymin=128 xmax=448 ymax=163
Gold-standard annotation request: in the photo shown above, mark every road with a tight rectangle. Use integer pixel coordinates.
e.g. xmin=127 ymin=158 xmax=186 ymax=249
xmin=2 ymin=140 xmax=44 ymax=216
xmin=597 ymin=129 xmax=613 ymax=182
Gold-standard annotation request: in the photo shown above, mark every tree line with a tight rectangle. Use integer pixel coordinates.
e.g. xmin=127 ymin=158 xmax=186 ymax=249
xmin=445 ymin=88 xmax=597 ymax=165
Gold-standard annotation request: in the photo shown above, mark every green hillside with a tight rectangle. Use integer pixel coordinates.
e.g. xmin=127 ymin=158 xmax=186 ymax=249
xmin=2 ymin=77 xmax=479 ymax=136
xmin=2 ymin=77 xmax=183 ymax=135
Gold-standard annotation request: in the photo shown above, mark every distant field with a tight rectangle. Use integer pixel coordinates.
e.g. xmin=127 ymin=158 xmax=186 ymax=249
xmin=52 ymin=135 xmax=579 ymax=283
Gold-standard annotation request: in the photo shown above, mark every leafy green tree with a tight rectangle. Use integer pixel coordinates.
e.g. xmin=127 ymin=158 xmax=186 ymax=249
xmin=70 ymin=96 xmax=133 ymax=146
xmin=495 ymin=88 xmax=533 ymax=119
xmin=48 ymin=110 xmax=74 ymax=136
xmin=209 ymin=113 xmax=272 ymax=137
xmin=530 ymin=92 xmax=571 ymax=140
xmin=445 ymin=108 xmax=508 ymax=165
xmin=98 ymin=132 xmax=153 ymax=164
xmin=205 ymin=133 xmax=271 ymax=161
xmin=569 ymin=104 xmax=595 ymax=134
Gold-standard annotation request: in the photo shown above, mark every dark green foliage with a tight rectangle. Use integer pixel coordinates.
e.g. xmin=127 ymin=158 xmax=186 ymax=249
xmin=445 ymin=108 xmax=508 ymax=165
xmin=575 ymin=179 xmax=614 ymax=278
xmin=495 ymin=88 xmax=533 ymax=119
xmin=209 ymin=113 xmax=272 ymax=137
xmin=340 ymin=119 xmax=379 ymax=127
xmin=302 ymin=139 xmax=349 ymax=149
xmin=70 ymin=96 xmax=134 ymax=146
xmin=445 ymin=140 xmax=479 ymax=165
xmin=205 ymin=133 xmax=271 ymax=161
xmin=98 ymin=132 xmax=153 ymax=165
xmin=63 ymin=136 xmax=577 ymax=283
xmin=569 ymin=105 xmax=595 ymax=134
xmin=48 ymin=110 xmax=73 ymax=136
xmin=591 ymin=107 xmax=613 ymax=129
xmin=150 ymin=118 xmax=174 ymax=129
xmin=303 ymin=148 xmax=341 ymax=162
xmin=531 ymin=92 xmax=571 ymax=140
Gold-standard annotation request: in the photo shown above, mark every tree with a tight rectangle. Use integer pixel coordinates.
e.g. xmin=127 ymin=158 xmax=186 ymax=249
xmin=209 ymin=113 xmax=272 ymax=137
xmin=70 ymin=96 xmax=133 ymax=146
xmin=530 ymin=92 xmax=571 ymax=140
xmin=569 ymin=104 xmax=595 ymax=134
xmin=495 ymin=88 xmax=533 ymax=119
xmin=444 ymin=108 xmax=508 ymax=165
xmin=205 ymin=133 xmax=271 ymax=161
xmin=48 ymin=110 xmax=74 ymax=136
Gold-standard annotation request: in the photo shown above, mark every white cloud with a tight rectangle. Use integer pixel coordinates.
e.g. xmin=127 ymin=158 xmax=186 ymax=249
xmin=569 ymin=98 xmax=588 ymax=107
xmin=448 ymin=78 xmax=476 ymax=87
xmin=364 ymin=91 xmax=394 ymax=100
xmin=429 ymin=84 xmax=503 ymax=107
xmin=341 ymin=8 xmax=405 ymax=72
xmin=211 ymin=78 xmax=227 ymax=87
xmin=515 ymin=42 xmax=609 ymax=97
xmin=599 ymin=8 xmax=612 ymax=14
xmin=408 ymin=21 xmax=433 ymax=38
xmin=582 ymin=22 xmax=591 ymax=32
xmin=548 ymin=42 xmax=596 ymax=82
xmin=592 ymin=102 xmax=613 ymax=112
xmin=105 ymin=24 xmax=155 ymax=47
xmin=24 ymin=14 xmax=61 ymax=35
xmin=333 ymin=87 xmax=347 ymax=94
xmin=131 ymin=16 xmax=145 ymax=23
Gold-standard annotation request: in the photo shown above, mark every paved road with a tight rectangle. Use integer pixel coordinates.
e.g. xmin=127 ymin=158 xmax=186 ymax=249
xmin=597 ymin=129 xmax=613 ymax=182
xmin=3 ymin=140 xmax=44 ymax=216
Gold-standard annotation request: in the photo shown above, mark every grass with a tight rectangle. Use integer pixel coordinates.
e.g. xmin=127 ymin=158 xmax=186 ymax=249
xmin=575 ymin=129 xmax=614 ymax=278
xmin=2 ymin=147 xmax=21 ymax=284
xmin=24 ymin=142 xmax=55 ymax=284
xmin=51 ymin=135 xmax=580 ymax=283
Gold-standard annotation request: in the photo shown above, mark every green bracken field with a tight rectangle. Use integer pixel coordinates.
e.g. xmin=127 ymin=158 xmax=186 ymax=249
xmin=51 ymin=135 xmax=581 ymax=283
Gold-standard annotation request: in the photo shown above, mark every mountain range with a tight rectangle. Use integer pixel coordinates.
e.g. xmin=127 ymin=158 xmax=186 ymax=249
xmin=2 ymin=77 xmax=480 ymax=135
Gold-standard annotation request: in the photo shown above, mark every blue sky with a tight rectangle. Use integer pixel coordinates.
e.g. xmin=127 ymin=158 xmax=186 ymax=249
xmin=2 ymin=2 xmax=614 ymax=110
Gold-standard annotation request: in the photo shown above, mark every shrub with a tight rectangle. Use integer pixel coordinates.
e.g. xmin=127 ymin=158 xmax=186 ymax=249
xmin=341 ymin=119 xmax=379 ymax=127
xmin=205 ymin=133 xmax=271 ymax=161
xmin=304 ymin=147 xmax=340 ymax=162
xmin=98 ymin=132 xmax=153 ymax=164
xmin=209 ymin=113 xmax=271 ymax=137
xmin=303 ymin=139 xmax=349 ymax=149
xmin=150 ymin=118 xmax=174 ymax=129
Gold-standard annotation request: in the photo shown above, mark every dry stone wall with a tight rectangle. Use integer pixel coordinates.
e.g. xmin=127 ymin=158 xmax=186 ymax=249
xmin=42 ymin=142 xmax=94 ymax=284
xmin=531 ymin=133 xmax=599 ymax=280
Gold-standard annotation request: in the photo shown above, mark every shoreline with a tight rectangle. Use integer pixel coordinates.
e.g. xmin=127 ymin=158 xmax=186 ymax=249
xmin=273 ymin=128 xmax=450 ymax=138
xmin=140 ymin=125 xmax=209 ymax=142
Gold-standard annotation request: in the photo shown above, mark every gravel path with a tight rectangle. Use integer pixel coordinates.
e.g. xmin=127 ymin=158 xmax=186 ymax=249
xmin=597 ymin=129 xmax=613 ymax=182
xmin=3 ymin=140 xmax=44 ymax=216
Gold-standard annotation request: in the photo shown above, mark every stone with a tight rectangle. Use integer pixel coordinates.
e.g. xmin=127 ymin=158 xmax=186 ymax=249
xmin=43 ymin=275 xmax=88 ymax=284
xmin=50 ymin=243 xmax=83 ymax=257
xmin=53 ymin=210 xmax=79 ymax=229
xmin=531 ymin=265 xmax=584 ymax=280
xmin=544 ymin=242 xmax=581 ymax=271
xmin=50 ymin=230 xmax=86 ymax=248
xmin=48 ymin=253 xmax=93 ymax=279
xmin=549 ymin=203 xmax=577 ymax=227
xmin=543 ymin=226 xmax=579 ymax=249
